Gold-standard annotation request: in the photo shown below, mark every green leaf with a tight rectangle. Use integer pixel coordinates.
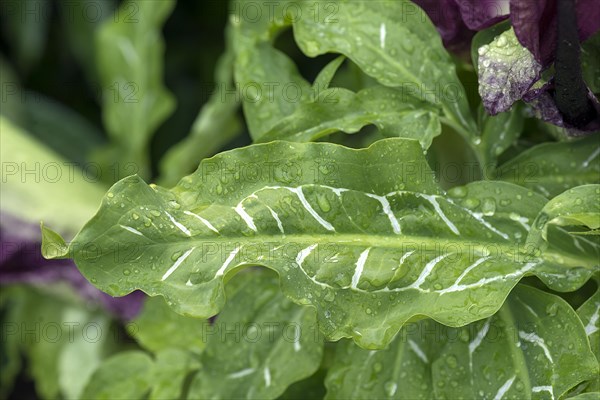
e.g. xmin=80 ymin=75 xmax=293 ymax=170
xmin=257 ymin=86 xmax=441 ymax=149
xmin=82 ymin=348 xmax=199 ymax=400
xmin=496 ymin=136 xmax=600 ymax=198
xmin=188 ymin=270 xmax=323 ymax=399
xmin=293 ymin=0 xmax=476 ymax=139
xmin=95 ymin=0 xmax=176 ymax=179
xmin=325 ymin=285 xmax=599 ymax=399
xmin=149 ymin=348 xmax=199 ymax=400
xmin=229 ymin=0 xmax=310 ymax=140
xmin=21 ymin=93 xmax=105 ymax=166
xmin=0 ymin=285 xmax=116 ymax=399
xmin=40 ymin=223 xmax=69 ymax=259
xmin=312 ymin=56 xmax=346 ymax=94
xmin=235 ymin=42 xmax=312 ymax=140
xmin=81 ymin=351 xmax=154 ymax=399
xmin=159 ymin=35 xmax=242 ymax=187
xmin=527 ymin=185 xmax=600 ymax=248
xmin=51 ymin=139 xmax=596 ymax=348
xmin=476 ymin=102 xmax=525 ymax=174
xmin=576 ymin=280 xmax=600 ymax=393
xmin=1 ymin=116 xmax=106 ymax=234
xmin=325 ymin=319 xmax=443 ymax=399
xmin=470 ymin=20 xmax=511 ymax=72
xmin=128 ymin=296 xmax=208 ymax=355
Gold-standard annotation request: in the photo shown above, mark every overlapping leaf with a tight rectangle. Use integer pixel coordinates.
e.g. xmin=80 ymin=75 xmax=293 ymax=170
xmin=188 ymin=270 xmax=323 ymax=399
xmin=496 ymin=136 xmax=600 ymax=198
xmin=95 ymin=0 xmax=176 ymax=179
xmin=292 ymin=0 xmax=476 ymax=140
xmin=258 ymin=86 xmax=441 ymax=149
xmin=44 ymin=139 xmax=596 ymax=348
xmin=325 ymin=285 xmax=598 ymax=399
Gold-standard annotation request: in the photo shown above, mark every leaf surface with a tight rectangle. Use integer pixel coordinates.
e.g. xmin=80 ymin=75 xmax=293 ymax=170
xmin=325 ymin=285 xmax=599 ymax=399
xmin=95 ymin=0 xmax=176 ymax=179
xmin=188 ymin=270 xmax=323 ymax=399
xmin=293 ymin=0 xmax=476 ymax=139
xmin=496 ymin=136 xmax=600 ymax=198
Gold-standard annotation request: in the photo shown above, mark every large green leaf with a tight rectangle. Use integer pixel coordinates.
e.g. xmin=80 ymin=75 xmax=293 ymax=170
xmin=81 ymin=348 xmax=198 ymax=400
xmin=159 ymin=38 xmax=242 ymax=187
xmin=292 ymin=0 xmax=476 ymax=140
xmin=527 ymin=185 xmax=600 ymax=249
xmin=496 ymin=136 xmax=600 ymax=198
xmin=576 ymin=278 xmax=600 ymax=393
xmin=1 ymin=116 xmax=106 ymax=234
xmin=257 ymin=86 xmax=441 ymax=149
xmin=188 ymin=270 xmax=323 ymax=399
xmin=230 ymin=0 xmax=310 ymax=140
xmin=95 ymin=0 xmax=176 ymax=179
xmin=128 ymin=296 xmax=208 ymax=355
xmin=81 ymin=351 xmax=154 ymax=399
xmin=326 ymin=285 xmax=598 ymax=399
xmin=44 ymin=139 xmax=596 ymax=348
xmin=475 ymin=102 xmax=525 ymax=174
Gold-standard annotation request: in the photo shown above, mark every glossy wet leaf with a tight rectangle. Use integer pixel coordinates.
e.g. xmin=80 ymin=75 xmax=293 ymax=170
xmin=159 ymin=28 xmax=242 ymax=187
xmin=293 ymin=0 xmax=476 ymax=139
xmin=325 ymin=319 xmax=444 ymax=399
xmin=128 ymin=296 xmax=208 ymax=355
xmin=326 ymin=285 xmax=598 ymax=399
xmin=95 ymin=0 xmax=176 ymax=179
xmin=258 ymin=86 xmax=441 ymax=149
xmin=81 ymin=351 xmax=154 ymax=399
xmin=230 ymin=0 xmax=309 ymax=140
xmin=575 ymin=277 xmax=600 ymax=393
xmin=475 ymin=102 xmax=525 ymax=173
xmin=44 ymin=139 xmax=596 ymax=348
xmin=477 ymin=27 xmax=541 ymax=115
xmin=496 ymin=136 xmax=600 ymax=198
xmin=188 ymin=270 xmax=323 ymax=399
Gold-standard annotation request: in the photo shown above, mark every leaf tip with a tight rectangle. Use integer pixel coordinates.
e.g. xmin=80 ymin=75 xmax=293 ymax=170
xmin=40 ymin=222 xmax=70 ymax=259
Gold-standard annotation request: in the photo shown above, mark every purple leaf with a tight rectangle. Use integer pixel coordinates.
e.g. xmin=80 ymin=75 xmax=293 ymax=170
xmin=477 ymin=28 xmax=542 ymax=114
xmin=1 ymin=213 xmax=144 ymax=320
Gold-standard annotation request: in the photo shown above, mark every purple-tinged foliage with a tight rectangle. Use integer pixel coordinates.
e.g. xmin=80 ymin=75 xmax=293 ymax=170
xmin=1 ymin=213 xmax=144 ymax=320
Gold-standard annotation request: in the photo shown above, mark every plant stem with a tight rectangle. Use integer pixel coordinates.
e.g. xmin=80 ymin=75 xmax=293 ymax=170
xmin=554 ymin=0 xmax=597 ymax=127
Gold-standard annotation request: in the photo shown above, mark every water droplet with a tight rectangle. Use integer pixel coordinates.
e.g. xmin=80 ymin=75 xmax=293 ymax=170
xmin=575 ymin=198 xmax=583 ymax=205
xmin=384 ymin=381 xmax=398 ymax=396
xmin=464 ymin=198 xmax=480 ymax=209
xmin=171 ymin=251 xmax=183 ymax=261
xmin=107 ymin=193 xmax=114 ymax=198
xmin=366 ymin=308 xmax=372 ymax=315
xmin=446 ymin=355 xmax=458 ymax=368
xmin=546 ymin=303 xmax=558 ymax=316
xmin=481 ymin=198 xmax=496 ymax=216
xmin=373 ymin=362 xmax=383 ymax=372
xmin=123 ymin=269 xmax=131 ymax=276
xmin=132 ymin=213 xmax=139 ymax=220
xmin=150 ymin=210 xmax=161 ymax=217
xmin=448 ymin=186 xmax=467 ymax=198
